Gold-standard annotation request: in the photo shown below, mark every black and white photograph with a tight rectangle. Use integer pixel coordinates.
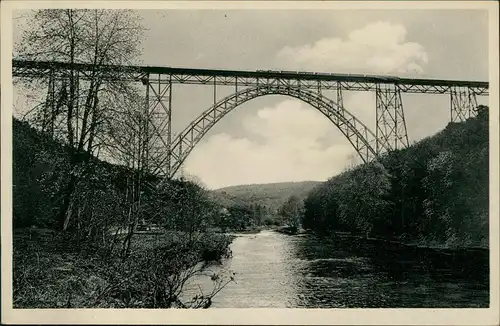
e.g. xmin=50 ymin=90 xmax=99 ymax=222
xmin=1 ymin=1 xmax=499 ymax=325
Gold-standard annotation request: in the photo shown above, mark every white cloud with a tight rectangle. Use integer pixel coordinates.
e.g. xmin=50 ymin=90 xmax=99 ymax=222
xmin=276 ymin=21 xmax=428 ymax=75
xmin=184 ymin=21 xmax=431 ymax=188
xmin=243 ymin=100 xmax=332 ymax=145
xmin=184 ymin=100 xmax=354 ymax=189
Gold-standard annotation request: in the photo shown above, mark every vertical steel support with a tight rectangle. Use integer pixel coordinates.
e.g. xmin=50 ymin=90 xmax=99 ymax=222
xmin=167 ymin=74 xmax=173 ymax=177
xmin=469 ymin=88 xmax=478 ymax=117
xmin=143 ymin=73 xmax=150 ymax=172
xmin=450 ymin=86 xmax=477 ymax=122
xmin=43 ymin=69 xmax=56 ymax=135
xmin=74 ymin=71 xmax=80 ymax=143
xmin=336 ymin=82 xmax=344 ymax=108
xmin=235 ymin=76 xmax=238 ymax=101
xmin=213 ymin=76 xmax=217 ymax=119
xmin=144 ymin=73 xmax=173 ymax=177
xmin=375 ymin=84 xmax=409 ymax=154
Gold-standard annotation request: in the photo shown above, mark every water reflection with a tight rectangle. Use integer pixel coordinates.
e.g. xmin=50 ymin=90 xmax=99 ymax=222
xmin=190 ymin=231 xmax=489 ymax=308
xmin=218 ymin=231 xmax=301 ymax=308
xmin=294 ymin=233 xmax=489 ymax=308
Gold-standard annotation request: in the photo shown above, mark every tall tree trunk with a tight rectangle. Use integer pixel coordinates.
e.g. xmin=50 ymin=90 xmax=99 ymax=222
xmin=66 ymin=9 xmax=76 ymax=151
xmin=58 ymin=172 xmax=78 ymax=230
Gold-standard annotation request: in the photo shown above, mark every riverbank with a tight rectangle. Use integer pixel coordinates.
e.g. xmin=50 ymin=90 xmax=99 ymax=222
xmin=209 ymin=225 xmax=274 ymax=235
xmin=218 ymin=225 xmax=306 ymax=235
xmin=304 ymin=230 xmax=489 ymax=254
xmin=13 ymin=228 xmax=233 ymax=308
xmin=274 ymin=226 xmax=308 ymax=235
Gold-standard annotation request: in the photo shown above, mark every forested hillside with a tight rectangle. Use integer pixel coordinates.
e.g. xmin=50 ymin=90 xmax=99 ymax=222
xmin=13 ymin=118 xmax=219 ymax=233
xmin=302 ymin=106 xmax=489 ymax=249
xmin=212 ymin=181 xmax=321 ymax=212
xmin=13 ymin=118 xmax=233 ymax=308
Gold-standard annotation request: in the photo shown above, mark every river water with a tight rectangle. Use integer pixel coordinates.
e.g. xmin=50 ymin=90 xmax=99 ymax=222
xmin=190 ymin=230 xmax=489 ymax=308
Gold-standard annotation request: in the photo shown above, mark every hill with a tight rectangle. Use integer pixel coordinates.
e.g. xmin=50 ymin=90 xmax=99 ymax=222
xmin=302 ymin=106 xmax=489 ymax=249
xmin=12 ymin=118 xmax=233 ymax=308
xmin=12 ymin=118 xmax=220 ymax=231
xmin=211 ymin=181 xmax=322 ymax=213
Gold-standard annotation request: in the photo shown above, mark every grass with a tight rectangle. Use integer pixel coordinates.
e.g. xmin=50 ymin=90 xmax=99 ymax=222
xmin=13 ymin=227 xmax=234 ymax=308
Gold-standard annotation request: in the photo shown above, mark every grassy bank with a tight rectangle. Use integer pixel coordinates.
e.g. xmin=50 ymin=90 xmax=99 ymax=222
xmin=13 ymin=228 xmax=234 ymax=308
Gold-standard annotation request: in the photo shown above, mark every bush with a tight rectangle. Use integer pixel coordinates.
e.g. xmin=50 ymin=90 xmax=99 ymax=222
xmin=13 ymin=229 xmax=235 ymax=308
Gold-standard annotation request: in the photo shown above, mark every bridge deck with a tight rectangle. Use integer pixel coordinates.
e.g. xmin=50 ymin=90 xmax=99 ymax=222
xmin=12 ymin=59 xmax=489 ymax=94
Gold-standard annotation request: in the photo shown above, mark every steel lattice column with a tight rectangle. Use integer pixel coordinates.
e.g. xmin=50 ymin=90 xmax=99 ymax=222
xmin=450 ymin=86 xmax=478 ymax=122
xmin=337 ymin=82 xmax=344 ymax=108
xmin=43 ymin=69 xmax=56 ymax=135
xmin=142 ymin=73 xmax=172 ymax=176
xmin=375 ymin=84 xmax=409 ymax=154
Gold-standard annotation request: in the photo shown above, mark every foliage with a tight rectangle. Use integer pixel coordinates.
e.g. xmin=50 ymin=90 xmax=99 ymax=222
xmin=12 ymin=118 xmax=235 ymax=308
xmin=209 ymin=181 xmax=321 ymax=230
xmin=147 ymin=179 xmax=221 ymax=242
xmin=15 ymin=9 xmax=146 ymax=232
xmin=13 ymin=229 xmax=234 ymax=308
xmin=302 ymin=111 xmax=489 ymax=249
xmin=211 ymin=181 xmax=321 ymax=214
xmin=13 ymin=8 xmax=236 ymax=309
xmin=279 ymin=195 xmax=304 ymax=228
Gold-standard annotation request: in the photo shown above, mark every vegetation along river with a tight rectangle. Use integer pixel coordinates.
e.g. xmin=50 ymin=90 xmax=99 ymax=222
xmin=190 ymin=230 xmax=489 ymax=308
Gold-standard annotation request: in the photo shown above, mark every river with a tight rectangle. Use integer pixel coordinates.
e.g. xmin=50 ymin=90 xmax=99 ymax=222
xmin=188 ymin=230 xmax=489 ymax=308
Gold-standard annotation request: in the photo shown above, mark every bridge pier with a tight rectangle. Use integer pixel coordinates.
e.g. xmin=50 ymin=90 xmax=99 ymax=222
xmin=337 ymin=82 xmax=344 ymax=108
xmin=40 ymin=68 xmax=81 ymax=139
xmin=142 ymin=73 xmax=173 ymax=177
xmin=42 ymin=69 xmax=56 ymax=135
xmin=450 ymin=86 xmax=478 ymax=123
xmin=375 ymin=84 xmax=409 ymax=155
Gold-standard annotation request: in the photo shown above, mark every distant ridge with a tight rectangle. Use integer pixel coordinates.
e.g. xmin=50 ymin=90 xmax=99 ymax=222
xmin=214 ymin=180 xmax=322 ymax=190
xmin=210 ymin=180 xmax=322 ymax=212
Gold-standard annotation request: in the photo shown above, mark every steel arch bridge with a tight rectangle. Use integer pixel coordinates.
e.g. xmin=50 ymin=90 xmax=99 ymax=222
xmin=12 ymin=60 xmax=489 ymax=179
xmin=168 ymin=85 xmax=382 ymax=177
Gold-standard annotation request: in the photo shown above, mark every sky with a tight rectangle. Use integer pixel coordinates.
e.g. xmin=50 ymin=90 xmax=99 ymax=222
xmin=12 ymin=8 xmax=489 ymax=189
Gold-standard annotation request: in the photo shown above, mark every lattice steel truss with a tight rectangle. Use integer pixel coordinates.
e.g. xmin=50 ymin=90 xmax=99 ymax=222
xmin=376 ymin=84 xmax=409 ymax=154
xmin=41 ymin=69 xmax=57 ymax=135
xmin=450 ymin=86 xmax=479 ymax=123
xmin=12 ymin=59 xmax=489 ymax=179
xmin=156 ymin=85 xmax=385 ymax=179
xmin=34 ymin=69 xmax=81 ymax=143
xmin=13 ymin=60 xmax=489 ymax=95
xmin=141 ymin=73 xmax=172 ymax=174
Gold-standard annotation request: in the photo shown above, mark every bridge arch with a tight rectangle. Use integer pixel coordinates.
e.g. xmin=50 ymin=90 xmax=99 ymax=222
xmin=165 ymin=85 xmax=388 ymax=178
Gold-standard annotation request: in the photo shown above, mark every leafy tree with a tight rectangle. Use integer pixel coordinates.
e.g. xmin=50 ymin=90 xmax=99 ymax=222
xmin=226 ymin=204 xmax=254 ymax=230
xmin=15 ymin=9 xmax=145 ymax=231
xmin=279 ymin=195 xmax=304 ymax=228
xmin=301 ymin=111 xmax=489 ymax=248
xmin=476 ymin=105 xmax=488 ymax=121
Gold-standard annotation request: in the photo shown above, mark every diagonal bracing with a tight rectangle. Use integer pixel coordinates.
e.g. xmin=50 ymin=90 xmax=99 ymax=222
xmin=450 ymin=86 xmax=478 ymax=123
xmin=375 ymin=84 xmax=409 ymax=154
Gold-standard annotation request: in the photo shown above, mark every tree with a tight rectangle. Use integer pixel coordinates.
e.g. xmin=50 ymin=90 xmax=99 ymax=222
xmin=156 ymin=179 xmax=218 ymax=242
xmin=421 ymin=151 xmax=456 ymax=242
xmin=226 ymin=204 xmax=254 ymax=231
xmin=279 ymin=195 xmax=304 ymax=228
xmin=13 ymin=9 xmax=237 ymax=309
xmin=476 ymin=105 xmax=489 ymax=121
xmin=15 ymin=9 xmax=145 ymax=231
